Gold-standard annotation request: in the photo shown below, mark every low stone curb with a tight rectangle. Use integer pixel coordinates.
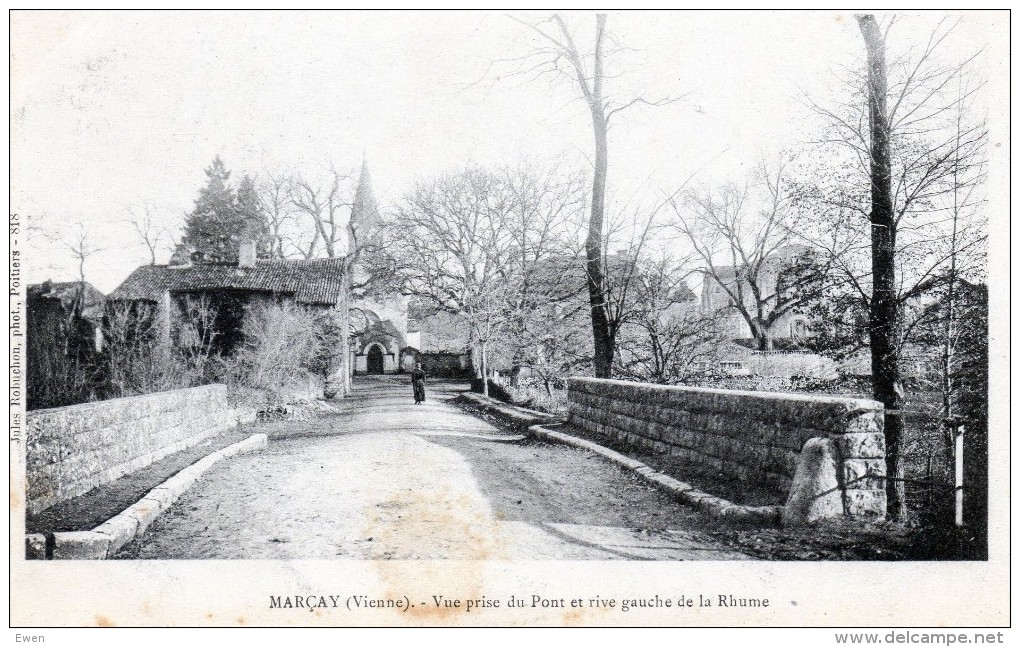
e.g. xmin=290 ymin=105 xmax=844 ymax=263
xmin=529 ymin=424 xmax=783 ymax=525
xmin=29 ymin=433 xmax=268 ymax=560
xmin=458 ymin=392 xmax=561 ymax=432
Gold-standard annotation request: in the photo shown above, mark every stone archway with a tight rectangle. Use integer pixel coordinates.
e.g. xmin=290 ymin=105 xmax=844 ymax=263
xmin=367 ymin=344 xmax=385 ymax=375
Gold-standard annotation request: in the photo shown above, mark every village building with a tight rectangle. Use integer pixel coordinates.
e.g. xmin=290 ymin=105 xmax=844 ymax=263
xmin=697 ymin=244 xmax=834 ymax=379
xmin=699 ymin=244 xmax=815 ymax=343
xmin=108 ymin=245 xmax=353 ymax=394
xmin=25 ymin=280 xmax=108 ymax=409
xmin=106 ymin=160 xmax=389 ymax=397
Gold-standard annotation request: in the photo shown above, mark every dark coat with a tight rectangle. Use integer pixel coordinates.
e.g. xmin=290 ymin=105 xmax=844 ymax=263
xmin=411 ymin=369 xmax=426 ymax=402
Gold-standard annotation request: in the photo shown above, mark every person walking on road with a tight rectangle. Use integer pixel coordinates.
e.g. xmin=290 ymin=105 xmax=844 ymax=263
xmin=411 ymin=363 xmax=427 ymax=404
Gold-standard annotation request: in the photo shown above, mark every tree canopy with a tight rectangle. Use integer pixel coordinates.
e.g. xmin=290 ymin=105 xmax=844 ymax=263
xmin=179 ymin=156 xmax=269 ymax=263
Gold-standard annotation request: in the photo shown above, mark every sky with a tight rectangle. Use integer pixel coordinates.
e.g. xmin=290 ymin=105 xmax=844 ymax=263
xmin=10 ymin=10 xmax=1008 ymax=293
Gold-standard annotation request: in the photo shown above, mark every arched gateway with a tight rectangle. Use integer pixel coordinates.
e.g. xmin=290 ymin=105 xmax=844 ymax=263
xmin=366 ymin=344 xmax=385 ymax=375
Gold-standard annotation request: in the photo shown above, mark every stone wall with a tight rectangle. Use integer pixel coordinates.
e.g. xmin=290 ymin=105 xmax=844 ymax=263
xmin=567 ymin=377 xmax=886 ymax=518
xmin=26 ymin=385 xmax=238 ymax=515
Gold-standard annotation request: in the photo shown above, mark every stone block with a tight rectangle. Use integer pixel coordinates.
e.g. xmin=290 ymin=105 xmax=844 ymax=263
xmin=93 ymin=514 xmax=140 ymax=556
xmin=681 ymin=490 xmax=712 ymax=506
xmin=696 ymin=495 xmax=729 ymax=514
xmin=124 ymin=497 xmax=165 ymax=534
xmin=778 ymin=449 xmax=799 ymax=477
xmin=26 ymin=462 xmax=60 ymax=514
xmin=783 ymin=437 xmax=844 ymax=527
xmin=834 ymin=432 xmax=886 ymax=459
xmin=842 ymin=458 xmax=886 ymax=490
xmin=843 ymin=489 xmax=887 ymax=518
xmin=25 ymin=534 xmax=47 ymax=560
xmin=52 ymin=531 xmax=111 ymax=560
xmin=615 ymin=455 xmax=645 ymax=470
xmin=729 ymin=505 xmax=783 ymax=525
xmin=653 ymin=474 xmax=694 ymax=493
xmin=844 ymin=411 xmax=884 ymax=434
xmin=145 ymin=486 xmax=178 ymax=510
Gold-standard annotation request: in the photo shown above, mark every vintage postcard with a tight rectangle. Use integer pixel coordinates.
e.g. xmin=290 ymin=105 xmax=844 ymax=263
xmin=8 ymin=9 xmax=1010 ymax=632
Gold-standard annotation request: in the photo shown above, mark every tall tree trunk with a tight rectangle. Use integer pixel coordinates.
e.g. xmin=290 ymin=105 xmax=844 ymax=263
xmin=586 ymin=13 xmax=613 ymax=379
xmin=753 ymin=324 xmax=774 ymax=351
xmin=481 ymin=339 xmax=489 ymax=398
xmin=941 ymin=85 xmax=964 ymax=477
xmin=857 ymin=14 xmax=905 ymax=519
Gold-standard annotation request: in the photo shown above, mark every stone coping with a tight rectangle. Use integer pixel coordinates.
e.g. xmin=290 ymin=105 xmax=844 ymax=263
xmin=26 ymin=384 xmax=227 ymax=416
xmin=568 ymin=376 xmax=883 ymax=410
xmin=456 ymin=392 xmax=560 ymax=430
xmin=26 ymin=433 xmax=268 ymax=560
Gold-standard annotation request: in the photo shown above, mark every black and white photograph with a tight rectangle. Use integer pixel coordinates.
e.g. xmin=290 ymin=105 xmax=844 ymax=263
xmin=9 ymin=9 xmax=1009 ymax=631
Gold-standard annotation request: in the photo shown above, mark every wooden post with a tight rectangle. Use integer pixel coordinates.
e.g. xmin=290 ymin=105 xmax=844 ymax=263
xmin=954 ymin=424 xmax=965 ymax=527
xmin=944 ymin=415 xmax=966 ymax=527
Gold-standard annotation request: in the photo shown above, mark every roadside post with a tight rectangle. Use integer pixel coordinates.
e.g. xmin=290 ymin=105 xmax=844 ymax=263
xmin=944 ymin=415 xmax=966 ymax=528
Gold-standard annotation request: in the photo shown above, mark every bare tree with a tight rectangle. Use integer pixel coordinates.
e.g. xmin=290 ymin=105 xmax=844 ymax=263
xmin=386 ymin=166 xmax=517 ymax=396
xmin=258 ymin=172 xmax=304 ymax=259
xmin=104 ymin=301 xmax=180 ymax=397
xmin=227 ymin=300 xmax=324 ymax=399
xmin=937 ymin=77 xmax=988 ymax=433
xmin=671 ymin=161 xmax=827 ymax=351
xmin=615 ymin=253 xmax=722 ymax=384
xmin=289 ymin=165 xmax=353 ymax=259
xmin=383 ymin=164 xmax=590 ymax=396
xmin=41 ymin=220 xmax=103 ymax=285
xmin=497 ymin=163 xmax=589 ymax=382
xmin=799 ymin=14 xmax=987 ymax=518
xmin=510 ymin=12 xmax=684 ymax=378
xmin=125 ymin=203 xmax=174 ymax=265
xmin=595 ymin=202 xmax=673 ymax=365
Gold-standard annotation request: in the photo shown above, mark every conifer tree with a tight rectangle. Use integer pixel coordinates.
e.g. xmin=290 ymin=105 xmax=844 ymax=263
xmin=235 ymin=173 xmax=271 ymax=256
xmin=180 ymin=157 xmax=268 ymax=262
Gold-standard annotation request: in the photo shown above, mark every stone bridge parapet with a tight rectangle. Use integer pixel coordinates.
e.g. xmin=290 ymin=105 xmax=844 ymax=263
xmin=567 ymin=377 xmax=886 ymax=519
xmin=26 ymin=385 xmax=240 ymax=515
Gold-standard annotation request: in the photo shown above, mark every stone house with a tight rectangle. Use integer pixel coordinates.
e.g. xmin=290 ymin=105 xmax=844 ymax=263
xmin=699 ymin=244 xmax=817 ymax=345
xmin=26 ymin=281 xmax=108 ymax=409
xmin=108 ymin=241 xmax=352 ymax=396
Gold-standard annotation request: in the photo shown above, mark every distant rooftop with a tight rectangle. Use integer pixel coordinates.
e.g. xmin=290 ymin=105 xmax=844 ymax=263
xmin=109 ymin=258 xmax=347 ymax=307
xmin=27 ymin=281 xmax=106 ymax=321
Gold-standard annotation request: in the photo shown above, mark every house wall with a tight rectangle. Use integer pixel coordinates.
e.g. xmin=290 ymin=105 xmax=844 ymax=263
xmin=26 ymin=384 xmax=239 ymax=515
xmin=567 ymin=377 xmax=886 ymax=517
xmin=700 ymin=245 xmax=815 ymax=343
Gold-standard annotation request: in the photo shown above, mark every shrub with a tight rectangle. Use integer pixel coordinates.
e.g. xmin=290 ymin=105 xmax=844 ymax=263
xmin=222 ymin=301 xmax=330 ymax=404
xmin=104 ymin=302 xmax=186 ymax=398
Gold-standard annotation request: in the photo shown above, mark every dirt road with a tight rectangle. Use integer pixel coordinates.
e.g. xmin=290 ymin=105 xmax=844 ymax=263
xmin=116 ymin=376 xmax=750 ymax=560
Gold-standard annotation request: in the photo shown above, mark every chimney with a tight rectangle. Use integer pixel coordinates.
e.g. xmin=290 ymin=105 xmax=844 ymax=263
xmin=238 ymin=240 xmax=257 ymax=268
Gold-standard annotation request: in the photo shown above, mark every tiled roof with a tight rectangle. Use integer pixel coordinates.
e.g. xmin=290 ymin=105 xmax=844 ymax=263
xmin=108 ymin=258 xmax=347 ymax=306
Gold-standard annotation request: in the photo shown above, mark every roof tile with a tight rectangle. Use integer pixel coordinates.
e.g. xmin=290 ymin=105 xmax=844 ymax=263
xmin=108 ymin=258 xmax=347 ymax=306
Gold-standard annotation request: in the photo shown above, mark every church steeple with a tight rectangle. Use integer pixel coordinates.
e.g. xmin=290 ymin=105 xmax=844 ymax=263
xmin=348 ymin=155 xmax=380 ymax=252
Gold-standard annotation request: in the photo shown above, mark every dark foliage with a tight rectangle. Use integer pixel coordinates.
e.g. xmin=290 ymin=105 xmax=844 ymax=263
xmin=180 ymin=157 xmax=270 ymax=263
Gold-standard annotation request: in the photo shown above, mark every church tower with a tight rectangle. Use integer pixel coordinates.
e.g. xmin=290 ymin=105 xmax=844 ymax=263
xmin=348 ymin=156 xmax=380 ymax=254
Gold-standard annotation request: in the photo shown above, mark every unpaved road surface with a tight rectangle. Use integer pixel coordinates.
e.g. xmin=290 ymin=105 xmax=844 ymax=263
xmin=117 ymin=376 xmax=751 ymax=560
